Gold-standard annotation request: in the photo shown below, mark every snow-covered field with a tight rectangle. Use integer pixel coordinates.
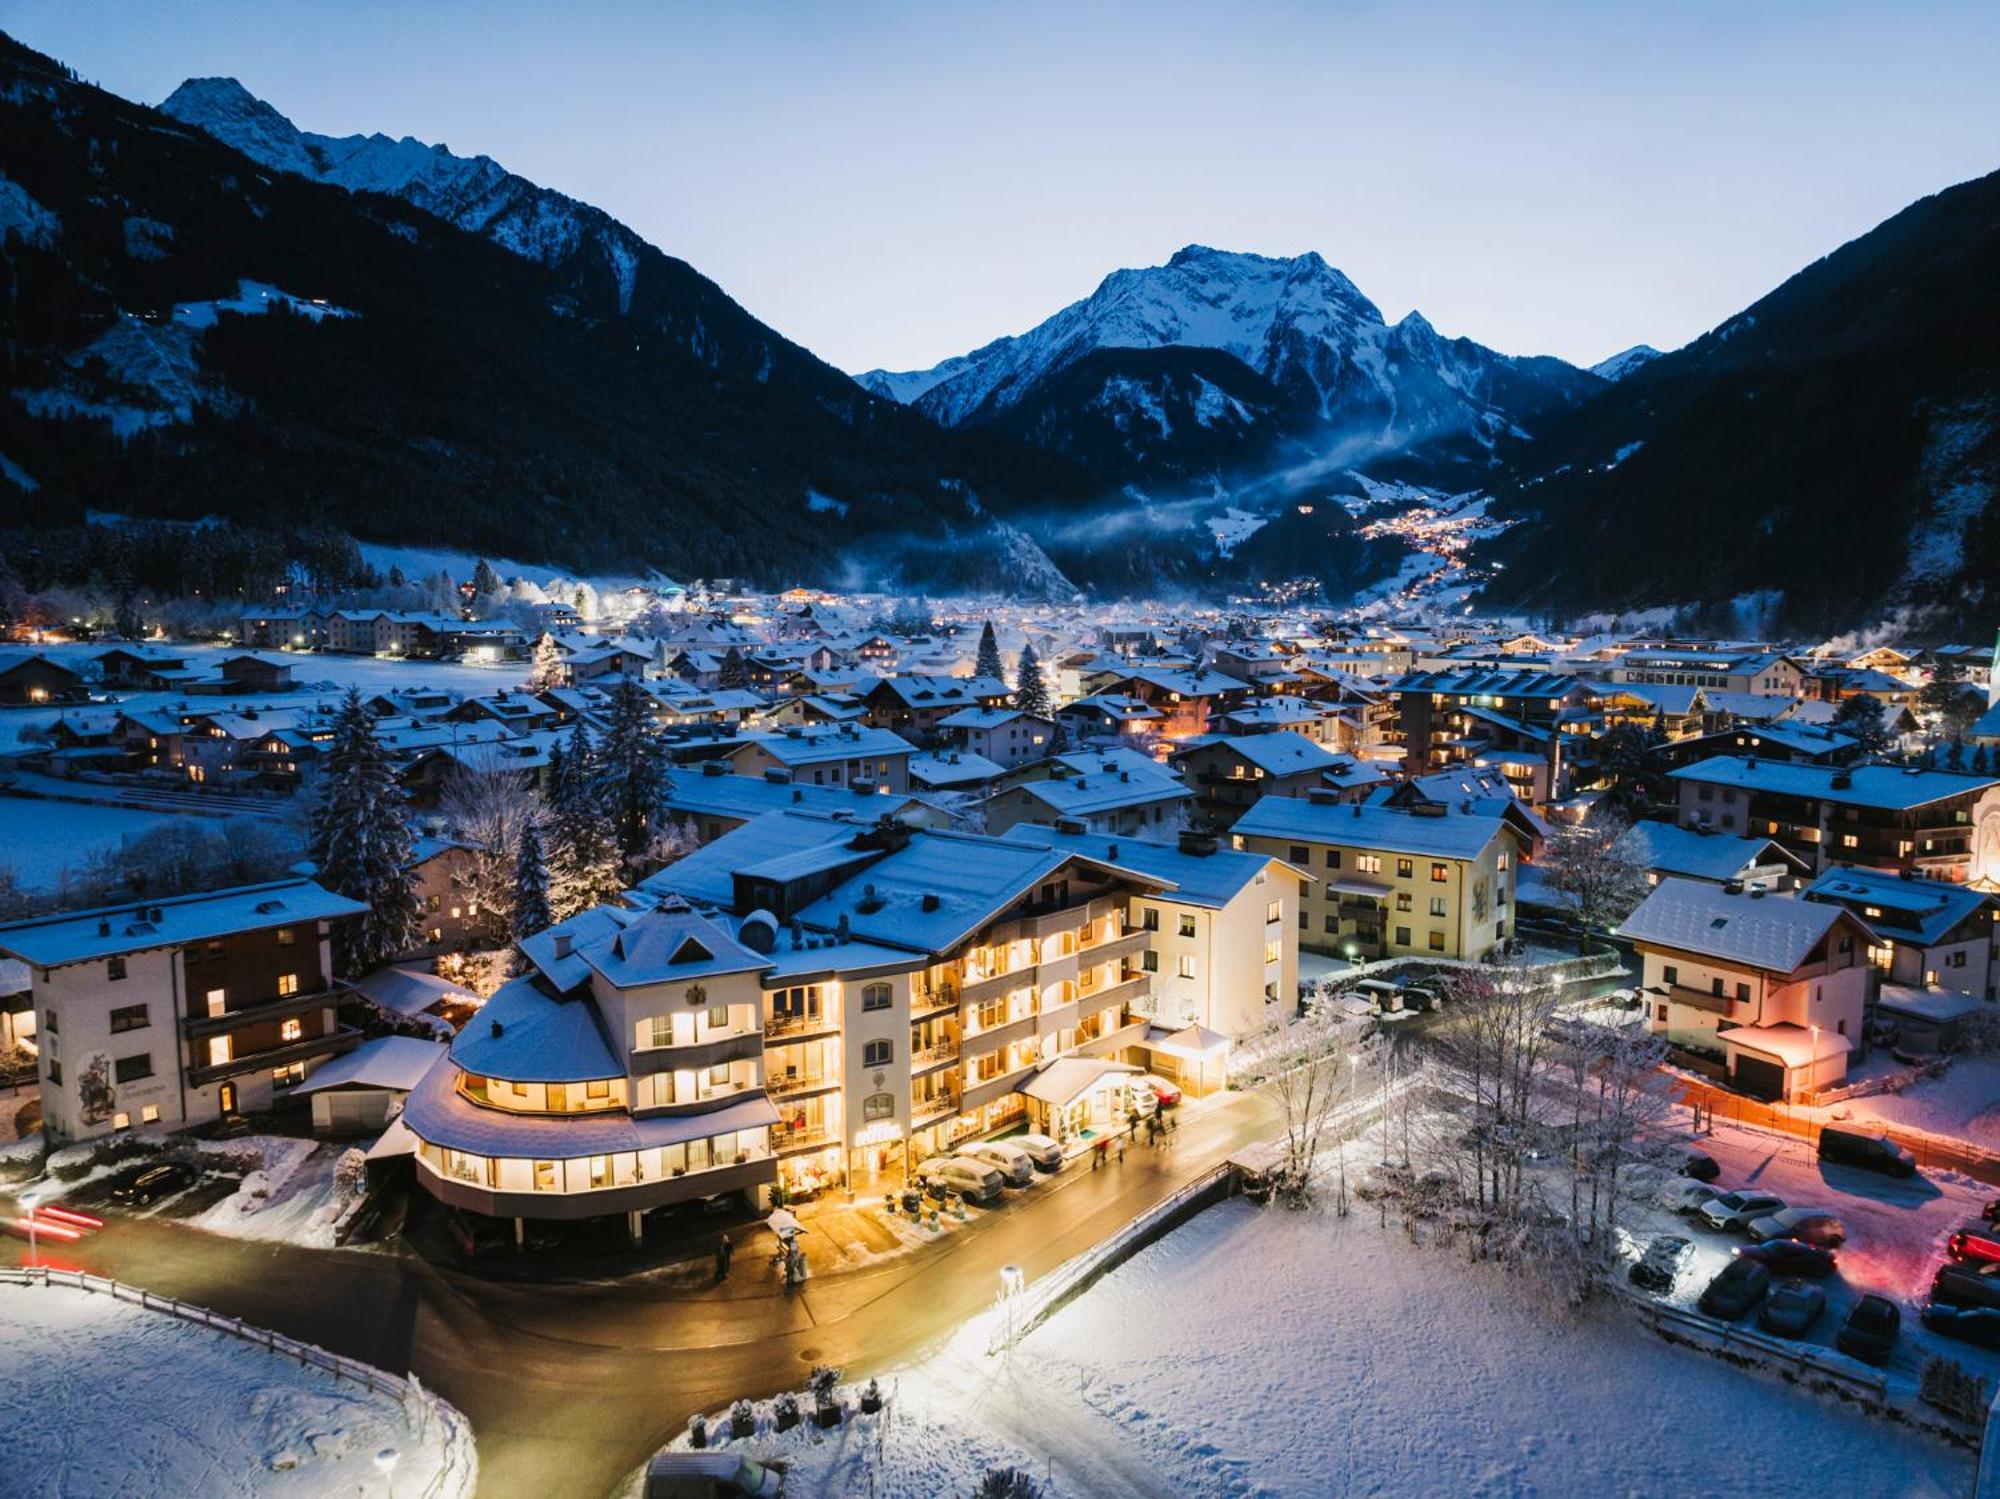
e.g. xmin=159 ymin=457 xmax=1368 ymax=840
xmin=0 ymin=1278 xmax=474 ymax=1498
xmin=1839 ymin=1056 xmax=2000 ymax=1149
xmin=0 ymin=796 xmax=213 ymax=891
xmin=687 ymin=1193 xmax=1970 ymax=1498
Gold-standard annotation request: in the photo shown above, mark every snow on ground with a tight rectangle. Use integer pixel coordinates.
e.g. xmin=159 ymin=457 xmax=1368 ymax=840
xmin=1205 ymin=507 xmax=1269 ymax=558
xmin=0 ymin=796 xmax=220 ymax=892
xmin=189 ymin=1136 xmax=349 ymax=1250
xmin=1838 ymin=1056 xmax=2000 ymax=1149
xmin=690 ymin=1189 xmax=1969 ymax=1498
xmin=0 ymin=1278 xmax=473 ymax=1498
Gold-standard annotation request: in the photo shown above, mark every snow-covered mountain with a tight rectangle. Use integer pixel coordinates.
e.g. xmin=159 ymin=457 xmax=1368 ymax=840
xmin=163 ymin=76 xmax=649 ymax=313
xmin=1588 ymin=344 xmax=1663 ymax=381
xmin=860 ymin=246 xmax=1602 ymax=490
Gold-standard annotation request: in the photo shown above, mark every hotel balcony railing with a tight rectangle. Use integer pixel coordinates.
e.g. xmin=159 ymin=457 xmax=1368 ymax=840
xmin=187 ymin=1025 xmax=361 ymax=1086
xmin=764 ymin=1010 xmax=839 ymax=1041
xmin=771 ymin=1123 xmax=839 ymax=1156
xmin=181 ymin=985 xmax=348 ymax=1038
xmin=768 ymin=1072 xmax=839 ymax=1100
xmin=909 ymin=987 xmax=960 ymax=1021
xmin=912 ymin=1094 xmax=958 ymax=1127
xmin=911 ymin=1042 xmax=958 ymax=1073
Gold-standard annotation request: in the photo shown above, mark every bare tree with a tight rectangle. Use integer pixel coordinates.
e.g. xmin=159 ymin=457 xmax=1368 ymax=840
xmin=1261 ymin=1007 xmax=1358 ymax=1208
xmin=1543 ymin=809 xmax=1651 ymax=953
xmin=438 ymin=765 xmax=545 ymax=945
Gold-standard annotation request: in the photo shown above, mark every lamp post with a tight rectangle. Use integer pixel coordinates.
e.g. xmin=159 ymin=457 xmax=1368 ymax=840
xmin=998 ymin=1264 xmax=1025 ymax=1360
xmin=1809 ymin=1023 xmax=1821 ymax=1094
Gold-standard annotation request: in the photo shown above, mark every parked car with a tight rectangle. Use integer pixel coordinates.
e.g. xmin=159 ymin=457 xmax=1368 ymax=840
xmin=644 ymin=1451 xmax=784 ymax=1499
xmin=1735 ymin=1239 xmax=1838 ymax=1277
xmin=1123 ymin=1085 xmax=1158 ymax=1119
xmin=109 ymin=1161 xmax=200 ymax=1206
xmin=1818 ymin=1127 xmax=1916 ymax=1177
xmin=1680 ymin=1151 xmax=1721 ymax=1183
xmin=1980 ymin=1198 xmax=2000 ymax=1224
xmin=1946 ymin=1221 xmax=2000 ymax=1266
xmin=1664 ymin=1179 xmax=1723 ymax=1217
xmin=1758 ymin=1280 xmax=1827 ymax=1338
xmin=1629 ymin=1235 xmax=1692 ymax=1293
xmin=1010 ymin=1133 xmax=1065 ymax=1172
xmin=1920 ymin=1303 xmax=2000 ymax=1351
xmin=914 ymin=1156 xmax=1004 ymax=1206
xmin=1931 ymin=1260 xmax=2000 ymax=1312
xmin=1745 ymin=1207 xmax=1846 ymax=1247
xmin=955 ymin=1141 xmax=1034 ymax=1188
xmin=1134 ymin=1073 xmax=1182 ymax=1107
xmin=1837 ymin=1295 xmax=1901 ymax=1364
xmin=1698 ymin=1257 xmax=1772 ymax=1320
xmin=1700 ymin=1191 xmax=1786 ymax=1233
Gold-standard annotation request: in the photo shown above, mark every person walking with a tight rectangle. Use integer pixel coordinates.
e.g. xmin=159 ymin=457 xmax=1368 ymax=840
xmin=1093 ymin=1138 xmax=1109 ymax=1171
xmin=715 ymin=1232 xmax=734 ymax=1282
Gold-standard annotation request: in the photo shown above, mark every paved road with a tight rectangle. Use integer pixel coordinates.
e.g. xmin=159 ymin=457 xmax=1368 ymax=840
xmin=3 ymin=1087 xmax=1283 ymax=1498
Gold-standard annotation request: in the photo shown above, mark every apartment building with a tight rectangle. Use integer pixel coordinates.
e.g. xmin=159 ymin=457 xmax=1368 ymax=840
xmin=1387 ymin=668 xmax=1599 ymax=806
xmin=981 ymin=747 xmax=1194 ymax=837
xmin=1617 ymin=878 xmax=1877 ymax=1101
xmin=1233 ymin=793 xmax=1524 ymax=962
xmin=1167 ymin=732 xmax=1378 ymax=831
xmin=0 ymin=880 xmax=367 ymax=1142
xmin=723 ymin=724 xmax=916 ymax=794
xmin=1614 ymin=649 xmax=1802 ymax=696
xmin=1670 ymin=756 xmax=2000 ymax=882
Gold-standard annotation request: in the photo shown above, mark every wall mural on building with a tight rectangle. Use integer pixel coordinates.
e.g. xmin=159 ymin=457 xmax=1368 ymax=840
xmin=76 ymin=1053 xmax=116 ymax=1126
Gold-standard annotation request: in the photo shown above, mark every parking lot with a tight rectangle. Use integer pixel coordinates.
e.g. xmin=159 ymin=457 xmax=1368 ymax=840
xmin=1625 ymin=1116 xmax=2000 ymax=1388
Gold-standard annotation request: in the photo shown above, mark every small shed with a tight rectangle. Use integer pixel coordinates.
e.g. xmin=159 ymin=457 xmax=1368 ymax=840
xmin=1141 ymin=1023 xmax=1232 ymax=1097
xmin=1877 ymin=983 xmax=1987 ymax=1056
xmin=296 ymin=1035 xmax=447 ymax=1136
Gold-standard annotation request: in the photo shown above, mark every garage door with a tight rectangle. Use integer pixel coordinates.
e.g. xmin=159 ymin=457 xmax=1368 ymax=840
xmin=1732 ymin=1054 xmax=1785 ymax=1102
xmin=319 ymin=1091 xmax=386 ymax=1135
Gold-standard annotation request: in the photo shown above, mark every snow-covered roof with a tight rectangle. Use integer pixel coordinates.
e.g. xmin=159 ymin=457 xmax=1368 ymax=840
xmin=403 ymin=1061 xmax=776 ymax=1158
xmin=350 ymin=963 xmax=479 ymax=1018
xmin=1668 ymin=757 xmax=1998 ymax=810
xmin=1235 ymin=796 xmax=1514 ymax=862
xmin=1019 ymin=1057 xmax=1138 ymax=1107
xmin=1719 ymin=1021 xmax=1852 ymax=1068
xmin=1003 ymin=823 xmax=1306 ymax=909
xmin=449 ymin=974 xmax=619 ymax=1083
xmin=295 ymin=1035 xmax=447 ymax=1095
xmin=665 ymin=770 xmax=914 ymax=823
xmin=908 ymin=751 xmax=1007 ymax=788
xmin=1176 ymin=731 xmax=1345 ymax=778
xmin=1616 ymin=878 xmax=1858 ymax=973
xmin=581 ymin=905 xmax=773 ymax=988
xmin=1803 ymin=866 xmax=1993 ymax=946
xmin=1011 ymin=748 xmax=1190 ymax=817
xmin=1621 ymin=821 xmax=1804 ymax=882
xmin=728 ymin=725 xmax=915 ymax=768
xmin=1876 ymin=982 xmax=1987 ymax=1024
xmin=0 ymin=879 xmax=365 ymax=967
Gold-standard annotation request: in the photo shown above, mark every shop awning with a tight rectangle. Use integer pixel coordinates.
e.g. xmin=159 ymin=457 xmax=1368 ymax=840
xmin=1143 ymin=1023 xmax=1232 ymax=1060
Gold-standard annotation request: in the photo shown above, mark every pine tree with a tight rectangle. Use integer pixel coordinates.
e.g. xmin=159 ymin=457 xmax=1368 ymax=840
xmin=718 ymin=646 xmax=749 ymax=690
xmin=512 ymin=821 xmax=553 ymax=941
xmin=1014 ymin=642 xmax=1051 ymax=719
xmin=471 ymin=558 xmax=499 ymax=598
xmin=598 ymin=678 xmax=670 ymax=860
xmin=527 ymin=632 xmax=566 ymax=689
xmin=974 ymin=620 xmax=1005 ymax=682
xmin=1831 ymin=692 xmax=1893 ymax=759
xmin=545 ymin=720 xmax=623 ymax=917
xmin=308 ymin=689 xmax=420 ymax=974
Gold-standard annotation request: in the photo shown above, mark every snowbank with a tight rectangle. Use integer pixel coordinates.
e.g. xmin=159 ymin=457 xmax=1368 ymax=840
xmin=0 ymin=1275 xmax=474 ymax=1498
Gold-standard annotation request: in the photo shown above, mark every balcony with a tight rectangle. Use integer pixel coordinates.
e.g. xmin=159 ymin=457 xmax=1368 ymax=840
xmin=911 ymin=1042 xmax=958 ymax=1073
xmin=187 ymin=1025 xmax=362 ymax=1086
xmin=1081 ymin=929 xmax=1148 ymax=968
xmin=771 ymin=1123 xmax=839 ymax=1156
xmin=1075 ymin=1015 xmax=1150 ymax=1058
xmin=912 ymin=1094 xmax=958 ymax=1128
xmin=960 ymin=1063 xmax=1036 ymax=1113
xmin=959 ymin=1012 xmax=1036 ymax=1059
xmin=764 ymin=1010 xmax=839 ymax=1042
xmin=1079 ymin=975 xmax=1147 ymax=1017
xmin=768 ymin=1072 xmax=839 ymax=1100
xmin=1665 ymin=984 xmax=1739 ymax=1017
xmin=909 ymin=986 xmax=959 ymax=1021
xmin=961 ymin=966 xmax=1029 ymax=1006
xmin=181 ymin=986 xmax=345 ymax=1039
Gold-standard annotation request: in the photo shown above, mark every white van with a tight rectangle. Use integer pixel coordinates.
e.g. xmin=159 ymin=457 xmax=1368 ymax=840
xmin=916 ymin=1155 xmax=1005 ymax=1205
xmin=956 ymin=1140 xmax=1035 ymax=1187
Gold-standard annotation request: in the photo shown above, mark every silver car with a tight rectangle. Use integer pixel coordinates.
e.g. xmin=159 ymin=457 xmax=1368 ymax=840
xmin=1701 ymin=1190 xmax=1786 ymax=1232
xmin=956 ymin=1140 xmax=1034 ymax=1187
xmin=916 ymin=1155 xmax=1004 ymax=1205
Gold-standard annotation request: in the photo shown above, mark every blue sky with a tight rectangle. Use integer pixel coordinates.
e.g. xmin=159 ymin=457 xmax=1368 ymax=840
xmin=9 ymin=0 xmax=1998 ymax=373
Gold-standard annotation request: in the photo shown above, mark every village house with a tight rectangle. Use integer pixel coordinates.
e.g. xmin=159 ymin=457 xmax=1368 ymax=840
xmin=0 ymin=880 xmax=368 ymax=1142
xmin=0 ymin=652 xmax=85 ymax=706
xmin=1168 ymin=732 xmax=1379 ymax=830
xmin=723 ymin=723 xmax=915 ymax=795
xmin=1617 ymin=878 xmax=1876 ymax=1101
xmin=1802 ymin=866 xmax=1997 ymax=999
xmin=1621 ymin=820 xmax=1807 ymax=891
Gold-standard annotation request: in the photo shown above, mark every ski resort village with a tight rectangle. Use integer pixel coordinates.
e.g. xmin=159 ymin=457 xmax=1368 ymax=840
xmin=9 ymin=5 xmax=2000 ymax=1496
xmin=4 ymin=574 xmax=2000 ymax=1497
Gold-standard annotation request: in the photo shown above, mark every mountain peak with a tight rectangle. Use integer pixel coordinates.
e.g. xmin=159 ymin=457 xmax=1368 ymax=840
xmin=1588 ymin=344 xmax=1663 ymax=381
xmin=162 ymin=76 xmax=317 ymax=176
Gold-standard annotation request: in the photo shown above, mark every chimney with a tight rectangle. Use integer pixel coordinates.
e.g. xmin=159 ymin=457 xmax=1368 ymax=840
xmin=1749 ymin=887 xmax=1767 ymax=899
xmin=1307 ymin=787 xmax=1341 ymax=806
xmin=921 ymin=892 xmax=941 ymax=912
xmin=764 ymin=767 xmax=794 ymax=784
xmin=553 ymin=932 xmax=573 ymax=959
xmin=701 ymin=759 xmax=726 ymax=776
xmin=1178 ymin=829 xmax=1220 ymax=857
xmin=490 ymin=1019 xmax=504 ymax=1038
xmin=1106 ymin=842 xmax=1119 ymax=860
xmin=1723 ymin=879 xmax=1743 ymax=895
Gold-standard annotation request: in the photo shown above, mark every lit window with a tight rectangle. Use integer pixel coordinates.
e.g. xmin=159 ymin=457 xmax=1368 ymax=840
xmin=113 ymin=1112 xmax=131 ymax=1131
xmin=280 ymin=1018 xmax=303 ymax=1042
xmin=1178 ymin=955 xmax=1196 ymax=979
xmin=141 ymin=1104 xmax=159 ymax=1124
xmin=277 ymin=973 xmax=300 ymax=996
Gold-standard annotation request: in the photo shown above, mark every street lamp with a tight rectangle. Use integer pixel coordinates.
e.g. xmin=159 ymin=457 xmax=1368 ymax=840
xmin=1810 ymin=1024 xmax=1821 ymax=1092
xmin=997 ymin=1264 xmax=1025 ymax=1359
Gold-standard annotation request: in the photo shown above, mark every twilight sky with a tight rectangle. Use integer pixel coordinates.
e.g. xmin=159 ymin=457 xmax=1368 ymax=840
xmin=9 ymin=0 xmax=1999 ymax=374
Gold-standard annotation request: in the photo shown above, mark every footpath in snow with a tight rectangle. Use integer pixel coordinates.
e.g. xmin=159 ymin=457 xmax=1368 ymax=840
xmin=0 ymin=1276 xmax=475 ymax=1498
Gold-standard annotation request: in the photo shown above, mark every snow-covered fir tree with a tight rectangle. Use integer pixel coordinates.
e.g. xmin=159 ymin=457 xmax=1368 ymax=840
xmin=512 ymin=821 xmax=553 ymax=941
xmin=718 ymin=646 xmax=749 ymax=690
xmin=1014 ymin=642 xmax=1051 ymax=719
xmin=527 ymin=631 xmax=566 ymax=689
xmin=598 ymin=677 xmax=670 ymax=861
xmin=308 ymin=688 xmax=420 ymax=974
xmin=974 ymin=619 xmax=1005 ymax=681
xmin=545 ymin=722 xmax=623 ymax=918
xmin=471 ymin=558 xmax=499 ymax=598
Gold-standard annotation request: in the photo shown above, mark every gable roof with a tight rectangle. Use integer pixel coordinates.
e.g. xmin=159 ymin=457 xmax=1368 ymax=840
xmin=0 ymin=879 xmax=365 ymax=967
xmin=1235 ymin=795 xmax=1513 ymax=861
xmin=1668 ymin=756 xmax=1999 ymax=810
xmin=1621 ymin=820 xmax=1807 ymax=881
xmin=1615 ymin=877 xmax=1860 ymax=972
